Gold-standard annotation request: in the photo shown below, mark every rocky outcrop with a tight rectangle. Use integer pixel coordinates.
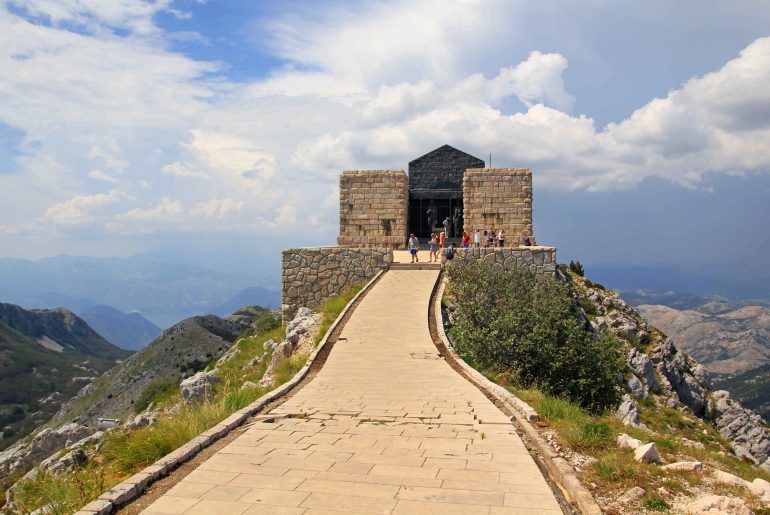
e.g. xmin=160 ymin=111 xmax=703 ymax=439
xmin=180 ymin=371 xmax=220 ymax=405
xmin=259 ymin=308 xmax=322 ymax=388
xmin=0 ymin=423 xmax=92 ymax=476
xmin=681 ymin=495 xmax=753 ymax=515
xmin=709 ymin=390 xmax=770 ymax=470
xmin=570 ymin=272 xmax=770 ymax=471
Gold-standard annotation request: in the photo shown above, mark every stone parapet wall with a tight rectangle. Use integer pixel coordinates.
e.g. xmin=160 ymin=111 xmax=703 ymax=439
xmin=337 ymin=170 xmax=408 ymax=249
xmin=282 ymin=247 xmax=393 ymax=319
xmin=445 ymin=247 xmax=557 ymax=276
xmin=463 ymin=168 xmax=533 ymax=245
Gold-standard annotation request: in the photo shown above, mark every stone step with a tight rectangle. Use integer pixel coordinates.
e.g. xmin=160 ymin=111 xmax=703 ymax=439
xmin=390 ymin=263 xmax=442 ymax=270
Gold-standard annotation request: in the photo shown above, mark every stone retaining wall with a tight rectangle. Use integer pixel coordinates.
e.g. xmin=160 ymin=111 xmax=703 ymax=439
xmin=445 ymin=247 xmax=557 ymax=276
xmin=337 ymin=170 xmax=408 ymax=249
xmin=463 ymin=168 xmax=534 ymax=246
xmin=282 ymin=247 xmax=392 ymax=318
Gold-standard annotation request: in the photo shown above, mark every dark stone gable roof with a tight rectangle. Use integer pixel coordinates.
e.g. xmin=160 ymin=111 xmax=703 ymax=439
xmin=408 ymin=145 xmax=485 ymax=196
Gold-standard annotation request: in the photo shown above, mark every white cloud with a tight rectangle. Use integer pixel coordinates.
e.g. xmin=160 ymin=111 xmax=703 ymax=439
xmin=489 ymin=51 xmax=576 ymax=112
xmin=42 ymin=189 xmax=129 ymax=225
xmin=88 ymin=170 xmax=118 ymax=183
xmin=189 ymin=198 xmax=245 ymax=219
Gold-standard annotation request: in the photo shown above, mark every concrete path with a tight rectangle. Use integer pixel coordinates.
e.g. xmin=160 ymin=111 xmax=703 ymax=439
xmin=142 ymin=270 xmax=563 ymax=515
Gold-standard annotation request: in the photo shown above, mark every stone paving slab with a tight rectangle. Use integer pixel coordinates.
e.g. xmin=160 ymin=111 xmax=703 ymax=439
xmin=143 ymin=270 xmax=562 ymax=514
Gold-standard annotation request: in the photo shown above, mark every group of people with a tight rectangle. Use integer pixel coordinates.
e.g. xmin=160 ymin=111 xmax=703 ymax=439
xmin=408 ymin=232 xmax=456 ymax=263
xmin=464 ymin=229 xmax=506 ymax=248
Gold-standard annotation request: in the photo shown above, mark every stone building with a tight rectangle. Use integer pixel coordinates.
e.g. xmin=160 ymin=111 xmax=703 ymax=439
xmin=336 ymin=144 xmax=535 ymax=247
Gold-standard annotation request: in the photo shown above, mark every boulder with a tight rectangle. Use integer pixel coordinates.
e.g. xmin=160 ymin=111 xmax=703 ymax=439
xmin=626 ymin=374 xmax=647 ymax=399
xmin=46 ymin=449 xmax=87 ymax=474
xmin=633 ymin=442 xmax=661 ymax=464
xmin=126 ymin=411 xmax=157 ymax=429
xmin=180 ymin=371 xmax=220 ymax=404
xmin=618 ymin=486 xmax=645 ymax=504
xmin=750 ymin=478 xmax=770 ymax=502
xmin=616 ymin=394 xmax=641 ymax=427
xmin=662 ymin=461 xmax=703 ymax=473
xmin=627 ymin=348 xmax=659 ymax=391
xmin=0 ymin=423 xmax=92 ymax=476
xmin=286 ymin=307 xmax=319 ymax=345
xmin=259 ymin=340 xmax=294 ymax=388
xmin=711 ymin=469 xmax=751 ymax=489
xmin=616 ymin=433 xmax=643 ymax=450
xmin=709 ymin=390 xmax=770 ymax=468
xmin=682 ymin=495 xmax=752 ymax=515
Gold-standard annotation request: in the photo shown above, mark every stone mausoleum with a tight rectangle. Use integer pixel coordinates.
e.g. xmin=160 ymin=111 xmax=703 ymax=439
xmin=337 ymin=144 xmax=535 ymax=248
xmin=282 ymin=144 xmax=554 ymax=318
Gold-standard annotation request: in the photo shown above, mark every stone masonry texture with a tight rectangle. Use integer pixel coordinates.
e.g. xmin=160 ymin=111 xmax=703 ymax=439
xmin=337 ymin=170 xmax=408 ymax=249
xmin=463 ymin=168 xmax=533 ymax=245
xmin=447 ymin=247 xmax=557 ymax=277
xmin=282 ymin=247 xmax=392 ymax=319
xmin=408 ymin=145 xmax=485 ymax=199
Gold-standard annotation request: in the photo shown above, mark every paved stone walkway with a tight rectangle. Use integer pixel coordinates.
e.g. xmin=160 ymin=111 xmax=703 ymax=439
xmin=142 ymin=270 xmax=562 ymax=514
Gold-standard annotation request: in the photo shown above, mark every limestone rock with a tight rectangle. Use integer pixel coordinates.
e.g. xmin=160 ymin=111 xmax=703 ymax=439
xmin=0 ymin=423 xmax=92 ymax=476
xmin=662 ymin=461 xmax=703 ymax=472
xmin=286 ymin=308 xmax=319 ymax=345
xmin=617 ymin=394 xmax=641 ymax=427
xmin=616 ymin=433 xmax=643 ymax=450
xmin=180 ymin=371 xmax=220 ymax=404
xmin=682 ymin=495 xmax=752 ymax=515
xmin=259 ymin=340 xmax=293 ymax=388
xmin=750 ymin=478 xmax=770 ymax=502
xmin=126 ymin=410 xmax=157 ymax=429
xmin=711 ymin=469 xmax=751 ymax=488
xmin=633 ymin=442 xmax=661 ymax=464
xmin=626 ymin=373 xmax=648 ymax=399
xmin=241 ymin=381 xmax=258 ymax=390
xmin=42 ymin=449 xmax=87 ymax=475
xmin=618 ymin=486 xmax=645 ymax=504
xmin=627 ymin=348 xmax=659 ymax=391
xmin=709 ymin=390 xmax=770 ymax=468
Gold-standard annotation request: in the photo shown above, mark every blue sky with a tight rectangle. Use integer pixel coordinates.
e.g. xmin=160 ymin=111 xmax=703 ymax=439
xmin=1 ymin=0 xmax=769 ymax=289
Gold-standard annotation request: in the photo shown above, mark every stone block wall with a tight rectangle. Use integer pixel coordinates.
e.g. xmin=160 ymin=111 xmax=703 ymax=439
xmin=337 ymin=170 xmax=408 ymax=249
xmin=445 ymin=247 xmax=557 ymax=276
xmin=463 ymin=168 xmax=533 ymax=246
xmin=282 ymin=247 xmax=393 ymax=319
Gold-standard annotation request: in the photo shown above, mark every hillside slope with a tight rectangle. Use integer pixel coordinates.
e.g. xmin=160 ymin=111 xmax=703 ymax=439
xmin=51 ymin=315 xmax=245 ymax=426
xmin=0 ymin=304 xmax=130 ymax=450
xmin=78 ymin=305 xmax=161 ymax=351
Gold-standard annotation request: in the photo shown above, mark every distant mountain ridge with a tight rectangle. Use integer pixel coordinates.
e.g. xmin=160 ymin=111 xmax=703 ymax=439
xmin=78 ymin=305 xmax=161 ymax=351
xmin=623 ymin=290 xmax=770 ymax=421
xmin=0 ymin=255 xmax=280 ymax=328
xmin=0 ymin=303 xmax=130 ymax=450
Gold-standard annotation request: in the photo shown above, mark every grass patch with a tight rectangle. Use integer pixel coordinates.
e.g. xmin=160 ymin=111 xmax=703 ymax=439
xmin=314 ymin=284 xmax=363 ymax=345
xmin=11 ymin=467 xmax=112 ymax=515
xmin=133 ymin=376 xmax=178 ymax=414
xmin=272 ymin=353 xmax=310 ymax=387
xmin=643 ymin=495 xmax=670 ymax=511
xmin=562 ymin=421 xmax=613 ymax=450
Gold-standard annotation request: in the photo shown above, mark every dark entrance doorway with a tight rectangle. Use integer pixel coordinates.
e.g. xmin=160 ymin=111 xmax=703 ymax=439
xmin=407 ymin=144 xmax=484 ymax=241
xmin=408 ymin=197 xmax=463 ymax=238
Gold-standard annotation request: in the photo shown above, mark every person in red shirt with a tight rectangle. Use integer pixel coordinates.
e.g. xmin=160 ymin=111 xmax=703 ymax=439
xmin=461 ymin=232 xmax=470 ymax=248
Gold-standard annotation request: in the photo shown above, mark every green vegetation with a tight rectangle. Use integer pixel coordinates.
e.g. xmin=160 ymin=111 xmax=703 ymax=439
xmin=568 ymin=260 xmax=584 ymax=276
xmin=446 ymin=260 xmax=624 ymax=411
xmin=133 ymin=376 xmax=178 ymax=414
xmin=643 ymin=495 xmax=670 ymax=511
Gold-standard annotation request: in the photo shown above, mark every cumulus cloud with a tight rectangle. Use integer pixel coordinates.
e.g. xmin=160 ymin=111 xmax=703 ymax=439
xmin=1 ymin=0 xmax=770 ymax=256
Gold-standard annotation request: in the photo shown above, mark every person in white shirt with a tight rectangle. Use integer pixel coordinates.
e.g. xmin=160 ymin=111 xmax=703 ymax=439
xmin=473 ymin=229 xmax=481 ymax=248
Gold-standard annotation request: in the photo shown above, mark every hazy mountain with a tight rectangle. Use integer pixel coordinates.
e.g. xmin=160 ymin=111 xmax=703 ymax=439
xmin=0 ymin=304 xmax=130 ymax=449
xmin=0 ymin=254 xmax=280 ymax=327
xmin=210 ymin=287 xmax=281 ymax=317
xmin=78 ymin=305 xmax=161 ymax=351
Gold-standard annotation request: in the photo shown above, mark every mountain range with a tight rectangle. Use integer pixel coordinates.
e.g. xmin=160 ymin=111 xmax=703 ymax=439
xmin=0 ymin=303 xmax=130 ymax=450
xmin=623 ymin=289 xmax=770 ymax=420
xmin=0 ymin=254 xmax=280 ymax=328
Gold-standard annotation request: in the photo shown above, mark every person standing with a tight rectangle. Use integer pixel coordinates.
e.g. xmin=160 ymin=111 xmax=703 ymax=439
xmin=443 ymin=217 xmax=450 ymax=237
xmin=408 ymin=233 xmax=420 ymax=263
xmin=497 ymin=229 xmax=505 ymax=248
xmin=461 ymin=232 xmax=470 ymax=248
xmin=439 ymin=230 xmax=446 ymax=249
xmin=473 ymin=229 xmax=481 ymax=248
xmin=429 ymin=232 xmax=438 ymax=262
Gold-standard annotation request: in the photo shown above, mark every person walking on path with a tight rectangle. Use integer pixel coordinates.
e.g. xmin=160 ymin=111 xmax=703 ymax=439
xmin=461 ymin=232 xmax=470 ymax=248
xmin=439 ymin=231 xmax=446 ymax=249
xmin=498 ymin=229 xmax=505 ymax=248
xmin=473 ymin=229 xmax=481 ymax=248
xmin=429 ymin=233 xmax=438 ymax=262
xmin=408 ymin=233 xmax=420 ymax=263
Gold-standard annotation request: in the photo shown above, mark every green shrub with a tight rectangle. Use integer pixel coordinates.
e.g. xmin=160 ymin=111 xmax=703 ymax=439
xmin=133 ymin=376 xmax=178 ymax=414
xmin=563 ymin=421 xmax=614 ymax=450
xmin=569 ymin=260 xmax=585 ymax=276
xmin=644 ymin=496 xmax=670 ymax=511
xmin=446 ymin=260 xmax=623 ymax=411
xmin=252 ymin=309 xmax=281 ymax=335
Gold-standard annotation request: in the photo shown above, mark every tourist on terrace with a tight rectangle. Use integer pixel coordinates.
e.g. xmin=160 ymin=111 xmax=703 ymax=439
xmin=498 ymin=229 xmax=505 ymax=248
xmin=486 ymin=230 xmax=495 ymax=247
xmin=439 ymin=230 xmax=446 ymax=249
xmin=443 ymin=217 xmax=450 ymax=236
xmin=482 ymin=230 xmax=489 ymax=248
xmin=408 ymin=233 xmax=420 ymax=263
xmin=429 ymin=232 xmax=439 ymax=262
xmin=461 ymin=232 xmax=470 ymax=248
xmin=446 ymin=243 xmax=456 ymax=260
xmin=473 ymin=229 xmax=481 ymax=248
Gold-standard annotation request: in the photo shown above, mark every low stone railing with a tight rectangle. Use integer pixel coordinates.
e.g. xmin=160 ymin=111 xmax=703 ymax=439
xmin=442 ymin=246 xmax=557 ymax=276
